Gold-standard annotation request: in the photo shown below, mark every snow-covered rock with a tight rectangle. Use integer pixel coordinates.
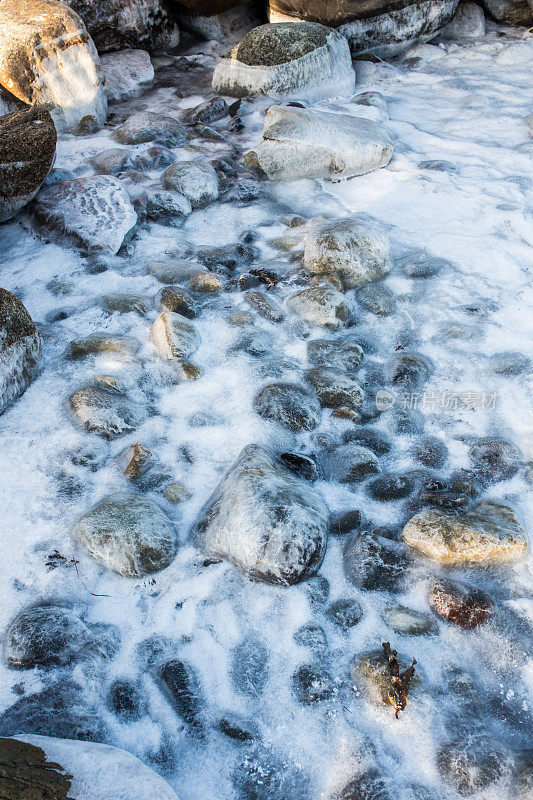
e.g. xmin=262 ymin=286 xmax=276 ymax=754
xmin=195 ymin=444 xmax=329 ymax=585
xmin=163 ymin=161 xmax=219 ymax=208
xmin=177 ymin=0 xmax=262 ymax=45
xmin=269 ymin=0 xmax=460 ymax=59
xmin=481 ymin=0 xmax=532 ymax=24
xmin=100 ymin=49 xmax=154 ymax=103
xmin=65 ymin=0 xmax=180 ymax=52
xmin=304 ymin=217 xmax=392 ymax=289
xmin=73 ymin=493 xmax=178 ymax=577
xmin=0 ymin=0 xmax=107 ymax=133
xmin=0 ymin=107 xmax=56 ymax=223
xmin=212 ymin=22 xmax=355 ymax=102
xmin=33 ymin=176 xmax=137 ymax=255
xmin=440 ymin=2 xmax=486 ymax=37
xmin=250 ymin=105 xmax=393 ymax=181
xmin=6 ymin=735 xmax=180 ymax=799
xmin=0 ymin=289 xmax=42 ymax=416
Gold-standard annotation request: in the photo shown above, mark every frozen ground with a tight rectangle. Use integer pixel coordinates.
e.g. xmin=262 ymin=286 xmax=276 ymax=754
xmin=0 ymin=21 xmax=532 ymax=800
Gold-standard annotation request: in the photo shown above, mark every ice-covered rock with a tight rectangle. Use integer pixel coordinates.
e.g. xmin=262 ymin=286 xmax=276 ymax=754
xmin=65 ymin=0 xmax=180 ymax=52
xmin=3 ymin=735 xmax=180 ymax=799
xmin=269 ymin=0 xmax=460 ymax=58
xmin=33 ymin=176 xmax=137 ymax=255
xmin=0 ymin=288 xmax=42 ymax=416
xmin=177 ymin=0 xmax=261 ymax=45
xmin=381 ymin=603 xmax=438 ymax=635
xmin=195 ymin=444 xmax=329 ymax=585
xmin=151 ymin=312 xmax=201 ymax=360
xmin=163 ymin=161 xmax=219 ymax=208
xmin=0 ymin=107 xmax=56 ymax=223
xmin=253 ymin=382 xmax=321 ymax=431
xmin=212 ymin=22 xmax=355 ymax=102
xmin=68 ymin=383 xmax=148 ymax=439
xmin=157 ymin=659 xmax=204 ymax=735
xmin=144 ymin=189 xmax=192 ymax=227
xmin=100 ymin=49 xmax=154 ymax=103
xmin=0 ymin=0 xmax=107 ymax=133
xmin=440 ymin=2 xmax=486 ymax=37
xmin=250 ymin=105 xmax=393 ymax=181
xmin=287 ymin=286 xmax=352 ymax=329
xmin=73 ymin=493 xmax=177 ymax=577
xmin=481 ymin=0 xmax=532 ymax=24
xmin=112 ymin=111 xmax=187 ymax=146
xmin=304 ymin=217 xmax=392 ymax=290
xmin=402 ymin=501 xmax=527 ymax=565
xmin=344 ymin=530 xmax=410 ymax=591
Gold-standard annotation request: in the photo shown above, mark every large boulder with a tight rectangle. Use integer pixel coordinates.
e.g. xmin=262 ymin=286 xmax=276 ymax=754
xmin=65 ymin=0 xmax=180 ymax=52
xmin=268 ymin=0 xmax=460 ymax=58
xmin=212 ymin=22 xmax=355 ymax=102
xmin=195 ymin=444 xmax=329 ymax=585
xmin=177 ymin=0 xmax=261 ymax=45
xmin=249 ymin=105 xmax=393 ymax=181
xmin=0 ymin=107 xmax=56 ymax=223
xmin=1 ymin=735 xmax=179 ymax=799
xmin=0 ymin=288 xmax=42 ymax=416
xmin=100 ymin=49 xmax=154 ymax=102
xmin=33 ymin=176 xmax=137 ymax=254
xmin=0 ymin=0 xmax=107 ymax=133
xmin=480 ymin=0 xmax=532 ymax=24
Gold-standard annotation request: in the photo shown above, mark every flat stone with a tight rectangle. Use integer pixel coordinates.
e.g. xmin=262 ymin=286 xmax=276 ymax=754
xmin=307 ymin=338 xmax=364 ymax=373
xmin=381 ymin=603 xmax=438 ymax=636
xmin=468 ymin=436 xmax=522 ymax=483
xmin=430 ymin=578 xmax=493 ymax=628
xmin=306 ymin=367 xmax=364 ymax=409
xmin=402 ymin=501 xmax=527 ymax=565
xmin=326 ymin=598 xmax=363 ymax=630
xmin=66 ymin=334 xmax=139 ymax=360
xmin=230 ymin=635 xmax=269 ymax=696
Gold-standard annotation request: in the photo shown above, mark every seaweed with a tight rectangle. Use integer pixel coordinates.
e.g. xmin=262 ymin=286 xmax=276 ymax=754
xmin=382 ymin=641 xmax=417 ymax=718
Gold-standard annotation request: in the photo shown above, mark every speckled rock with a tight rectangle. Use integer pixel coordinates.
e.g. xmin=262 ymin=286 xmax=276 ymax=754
xmin=0 ymin=289 xmax=42 ymax=416
xmin=65 ymin=0 xmax=180 ymax=51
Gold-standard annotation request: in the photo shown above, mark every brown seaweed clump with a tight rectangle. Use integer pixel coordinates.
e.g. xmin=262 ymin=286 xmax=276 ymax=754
xmin=382 ymin=641 xmax=417 ymax=718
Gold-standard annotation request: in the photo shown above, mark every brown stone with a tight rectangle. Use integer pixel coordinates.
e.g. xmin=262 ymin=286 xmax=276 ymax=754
xmin=0 ymin=737 xmax=73 ymax=800
xmin=430 ymin=578 xmax=493 ymax=629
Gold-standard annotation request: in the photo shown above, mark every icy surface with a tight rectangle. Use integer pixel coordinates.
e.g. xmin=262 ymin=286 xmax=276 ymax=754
xmin=101 ymin=49 xmax=154 ymax=103
xmin=0 ymin=21 xmax=531 ymax=800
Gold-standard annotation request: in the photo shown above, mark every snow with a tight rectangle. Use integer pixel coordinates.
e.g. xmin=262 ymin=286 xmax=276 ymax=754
xmin=0 ymin=20 xmax=531 ymax=800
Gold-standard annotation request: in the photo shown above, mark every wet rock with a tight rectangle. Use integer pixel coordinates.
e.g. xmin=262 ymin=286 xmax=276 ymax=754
xmin=69 ymin=383 xmax=147 ymax=438
xmin=0 ymin=0 xmax=106 ymax=133
xmin=381 ymin=603 xmax=438 ymax=636
xmin=228 ymin=311 xmax=254 ymax=326
xmin=100 ymin=48 xmax=154 ymax=102
xmin=389 ymin=353 xmax=434 ymax=389
xmin=252 ymin=105 xmax=393 ymax=181
xmin=195 ymin=444 xmax=328 ymax=585
xmin=304 ymin=575 xmax=331 ymax=607
xmin=212 ymin=22 xmax=355 ymax=102
xmin=320 ymin=444 xmax=380 ymax=483
xmin=233 ymin=330 xmax=275 ymax=358
xmin=490 ymin=350 xmax=531 ymax=375
xmin=189 ymin=271 xmax=224 ymax=292
xmin=3 ymin=603 xmax=97 ymax=669
xmin=106 ymin=679 xmax=144 ymax=721
xmin=230 ymin=635 xmax=269 ymax=696
xmin=468 ymin=436 xmax=521 ymax=483
xmin=254 ymin=382 xmax=321 ymax=432
xmin=65 ymin=0 xmax=180 ymax=52
xmin=343 ymin=428 xmax=392 ymax=455
xmin=414 ymin=470 xmax=480 ymax=510
xmin=121 ymin=442 xmax=152 ymax=480
xmin=280 ymin=452 xmax=317 ymax=481
xmin=430 ymin=578 xmax=493 ymax=628
xmin=437 ymin=735 xmax=514 ymax=795
xmin=293 ymin=663 xmax=335 ymax=703
xmin=440 ymin=2 xmax=486 ymax=38
xmin=411 ymin=436 xmax=448 ymax=469
xmin=330 ymin=509 xmax=363 ymax=536
xmin=73 ymin=492 xmax=177 ymax=577
xmin=0 ymin=289 xmax=42 ymax=416
xmin=33 ymin=177 xmax=137 ymax=255
xmin=133 ymin=146 xmax=176 ymax=171
xmin=151 ymin=312 xmax=201 ymax=360
xmin=306 ymin=368 xmax=364 ymax=410
xmin=217 ymin=714 xmax=258 ymax=742
xmin=402 ymin=501 xmax=527 ymax=564
xmin=0 ymin=108 xmax=56 ymax=223
xmin=393 ymin=407 xmax=425 ymax=435
xmin=163 ymin=161 xmax=218 ymax=209
xmin=293 ymin=623 xmax=329 ymax=658
xmin=357 ymin=283 xmax=397 ymax=316
xmin=101 ymin=292 xmax=149 ymax=315
xmin=144 ymin=189 xmax=192 ymax=227
xmin=66 ymin=334 xmax=138 ymax=360
xmin=188 ymin=96 xmax=228 ymax=125
xmin=164 ymin=481 xmax=193 ymax=504
xmin=42 ymin=168 xmax=76 ymax=188
xmin=0 ymin=682 xmax=106 ymax=741
xmin=157 ymin=660 xmax=203 ymax=735
xmin=397 ymin=249 xmax=451 ymax=278
xmin=326 ymin=598 xmax=363 ymax=630
xmin=307 ymin=338 xmax=364 ymax=373
xmin=147 ymin=260 xmax=199 ymax=284
xmin=287 ymin=287 xmax=352 ymax=329
xmin=344 ymin=530 xmax=409 ymax=591
xmin=159 ymin=286 xmax=198 ymax=318
xmin=112 ymin=112 xmax=187 ymax=147
xmin=196 ymin=242 xmax=258 ymax=272
xmin=245 ymin=291 xmax=285 ymax=323
xmin=336 ymin=770 xmax=392 ymax=800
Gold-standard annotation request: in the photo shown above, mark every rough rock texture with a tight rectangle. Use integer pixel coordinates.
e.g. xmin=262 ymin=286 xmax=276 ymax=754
xmin=0 ymin=107 xmax=56 ymax=223
xmin=307 ymin=338 xmax=364 ymax=373
xmin=269 ymin=0 xmax=460 ymax=58
xmin=65 ymin=0 xmax=180 ymax=52
xmin=481 ymin=0 xmax=532 ymax=24
xmin=440 ymin=2 xmax=486 ymax=37
xmin=402 ymin=501 xmax=527 ymax=564
xmin=33 ymin=176 xmax=137 ymax=254
xmin=0 ymin=0 xmax=107 ymax=133
xmin=304 ymin=217 xmax=392 ymax=289
xmin=100 ymin=49 xmax=154 ymax=102
xmin=212 ymin=22 xmax=355 ymax=101
xmin=195 ymin=444 xmax=329 ymax=585
xmin=177 ymin=0 xmax=261 ymax=45
xmin=73 ymin=493 xmax=177 ymax=577
xmin=0 ymin=288 xmax=42 ymax=416
xmin=251 ymin=105 xmax=393 ymax=181
xmin=287 ymin=287 xmax=352 ymax=328
xmin=4 ymin=735 xmax=180 ymax=799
